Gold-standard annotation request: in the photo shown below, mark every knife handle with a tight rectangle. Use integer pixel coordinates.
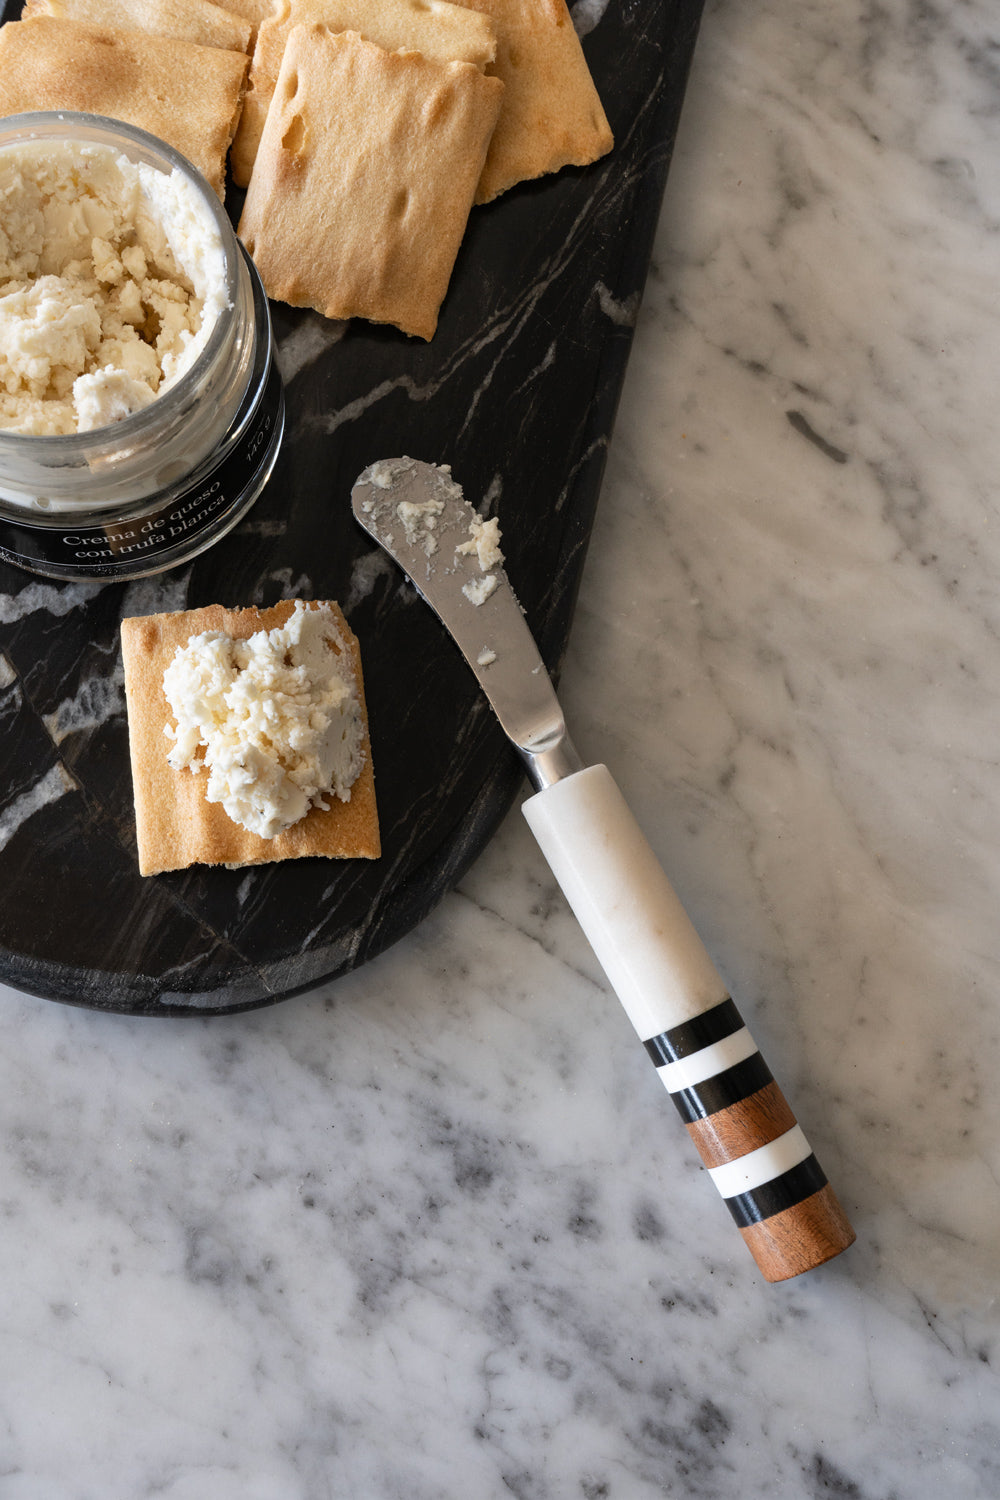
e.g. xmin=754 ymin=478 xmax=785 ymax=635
xmin=521 ymin=763 xmax=854 ymax=1282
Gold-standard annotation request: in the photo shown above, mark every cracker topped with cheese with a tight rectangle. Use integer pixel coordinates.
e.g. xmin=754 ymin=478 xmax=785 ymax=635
xmin=121 ymin=599 xmax=380 ymax=875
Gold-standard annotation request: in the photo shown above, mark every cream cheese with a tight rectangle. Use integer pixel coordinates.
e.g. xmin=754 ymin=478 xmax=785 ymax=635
xmin=366 ymin=456 xmax=417 ymax=490
xmin=397 ymin=494 xmax=444 ymax=555
xmin=459 ymin=512 xmax=503 ymax=605
xmin=163 ymin=602 xmax=364 ymax=839
xmin=456 ymin=513 xmax=503 ymax=573
xmin=0 ymin=138 xmax=229 ymax=435
xmin=462 ymin=572 xmax=498 ymax=606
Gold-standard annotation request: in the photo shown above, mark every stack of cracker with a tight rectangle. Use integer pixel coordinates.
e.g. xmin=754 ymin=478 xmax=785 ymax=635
xmin=0 ymin=0 xmax=612 ymax=337
xmin=234 ymin=0 xmax=613 ymax=338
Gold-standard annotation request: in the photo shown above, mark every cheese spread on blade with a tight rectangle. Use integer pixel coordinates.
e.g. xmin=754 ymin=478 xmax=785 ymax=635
xmin=459 ymin=512 xmax=503 ymax=605
xmin=162 ymin=601 xmax=364 ymax=839
xmin=456 ymin=513 xmax=503 ymax=572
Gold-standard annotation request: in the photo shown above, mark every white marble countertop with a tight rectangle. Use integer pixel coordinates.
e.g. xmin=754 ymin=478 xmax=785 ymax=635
xmin=3 ymin=0 xmax=999 ymax=1492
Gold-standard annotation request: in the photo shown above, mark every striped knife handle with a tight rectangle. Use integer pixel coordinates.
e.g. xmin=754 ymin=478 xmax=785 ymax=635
xmin=522 ymin=764 xmax=854 ymax=1283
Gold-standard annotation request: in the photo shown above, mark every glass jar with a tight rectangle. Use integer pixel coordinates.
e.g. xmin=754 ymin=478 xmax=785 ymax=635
xmin=0 ymin=112 xmax=285 ymax=581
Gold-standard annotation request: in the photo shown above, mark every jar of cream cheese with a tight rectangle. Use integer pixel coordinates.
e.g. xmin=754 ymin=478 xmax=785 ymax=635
xmin=0 ymin=112 xmax=285 ymax=581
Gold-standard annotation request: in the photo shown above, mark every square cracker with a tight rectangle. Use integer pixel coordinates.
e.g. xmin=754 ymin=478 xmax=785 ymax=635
xmin=0 ymin=17 xmax=248 ymax=200
xmin=21 ymin=0 xmax=252 ymax=57
xmin=238 ymin=25 xmax=504 ymax=339
xmin=215 ymin=0 xmax=277 ymax=44
xmin=121 ymin=599 xmax=381 ymax=876
xmin=230 ymin=0 xmax=497 ymax=186
xmin=462 ymin=0 xmax=613 ymax=202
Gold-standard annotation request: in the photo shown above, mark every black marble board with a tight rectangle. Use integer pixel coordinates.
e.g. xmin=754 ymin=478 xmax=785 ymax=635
xmin=0 ymin=0 xmax=705 ymax=1014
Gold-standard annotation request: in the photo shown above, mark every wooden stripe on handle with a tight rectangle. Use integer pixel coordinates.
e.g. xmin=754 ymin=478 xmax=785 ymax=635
xmin=687 ymin=1080 xmax=797 ymax=1167
xmin=738 ymin=1183 xmax=854 ymax=1281
xmin=644 ymin=997 xmax=855 ymax=1281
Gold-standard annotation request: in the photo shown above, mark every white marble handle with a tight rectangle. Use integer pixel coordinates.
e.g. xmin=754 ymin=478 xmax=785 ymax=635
xmin=521 ymin=763 xmax=854 ymax=1281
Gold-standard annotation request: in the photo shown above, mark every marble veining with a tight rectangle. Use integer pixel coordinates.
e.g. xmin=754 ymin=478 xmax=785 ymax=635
xmin=1 ymin=0 xmax=1000 ymax=1492
xmin=0 ymin=578 xmax=103 ymax=624
xmin=0 ymin=760 xmax=77 ymax=852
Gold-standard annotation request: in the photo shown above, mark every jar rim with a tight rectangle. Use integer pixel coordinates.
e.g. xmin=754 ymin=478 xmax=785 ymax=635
xmin=0 ymin=110 xmax=240 ymax=454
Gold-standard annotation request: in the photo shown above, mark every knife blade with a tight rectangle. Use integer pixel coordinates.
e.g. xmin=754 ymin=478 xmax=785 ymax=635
xmin=351 ymin=456 xmax=580 ymax=788
xmin=352 ymin=457 xmax=855 ymax=1282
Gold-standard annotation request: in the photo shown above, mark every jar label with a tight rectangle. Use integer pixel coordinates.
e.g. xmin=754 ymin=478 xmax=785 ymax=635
xmin=0 ymin=360 xmax=284 ymax=580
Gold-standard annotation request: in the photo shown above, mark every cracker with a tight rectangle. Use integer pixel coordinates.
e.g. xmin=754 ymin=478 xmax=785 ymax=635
xmin=462 ymin=0 xmax=612 ymax=202
xmin=21 ymin=0 xmax=252 ymax=56
xmin=231 ymin=0 xmax=497 ymax=186
xmin=121 ymin=600 xmax=381 ymax=876
xmin=0 ymin=17 xmax=248 ymax=199
xmin=238 ymin=26 xmax=504 ymax=339
xmin=217 ymin=0 xmax=277 ymax=45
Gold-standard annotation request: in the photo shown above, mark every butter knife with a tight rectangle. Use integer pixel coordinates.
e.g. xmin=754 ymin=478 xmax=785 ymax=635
xmin=351 ymin=457 xmax=855 ymax=1282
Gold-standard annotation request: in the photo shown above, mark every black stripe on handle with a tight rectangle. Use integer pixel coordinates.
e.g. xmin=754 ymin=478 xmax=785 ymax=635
xmin=723 ymin=1155 xmax=828 ymax=1228
xmin=643 ymin=997 xmax=743 ymax=1066
xmin=667 ymin=1052 xmax=774 ymax=1125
